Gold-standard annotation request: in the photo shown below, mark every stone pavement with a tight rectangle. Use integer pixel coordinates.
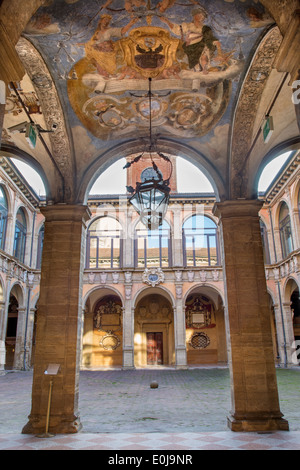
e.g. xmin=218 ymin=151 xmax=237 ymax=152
xmin=0 ymin=366 xmax=300 ymax=451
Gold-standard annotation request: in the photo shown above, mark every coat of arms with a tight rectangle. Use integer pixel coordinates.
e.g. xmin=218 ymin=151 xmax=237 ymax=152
xmin=120 ymin=27 xmax=180 ymax=78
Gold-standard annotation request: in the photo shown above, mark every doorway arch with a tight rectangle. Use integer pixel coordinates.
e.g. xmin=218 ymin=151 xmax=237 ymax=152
xmin=134 ymin=289 xmax=175 ymax=367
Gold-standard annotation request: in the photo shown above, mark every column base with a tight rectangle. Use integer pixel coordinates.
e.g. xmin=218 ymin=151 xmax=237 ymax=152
xmin=227 ymin=413 xmax=289 ymax=432
xmin=22 ymin=414 xmax=82 ymax=435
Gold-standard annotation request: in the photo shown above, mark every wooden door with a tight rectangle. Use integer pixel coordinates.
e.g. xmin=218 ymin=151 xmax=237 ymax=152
xmin=147 ymin=332 xmax=163 ymax=365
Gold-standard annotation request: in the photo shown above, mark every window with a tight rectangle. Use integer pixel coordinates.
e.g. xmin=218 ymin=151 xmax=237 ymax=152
xmin=36 ymin=225 xmax=44 ymax=269
xmin=13 ymin=208 xmax=27 ymax=263
xmin=86 ymin=216 xmax=122 ymax=269
xmin=279 ymin=202 xmax=293 ymax=259
xmin=182 ymin=214 xmax=219 ymax=267
xmin=135 ymin=220 xmax=172 ymax=268
xmin=260 ymin=220 xmax=270 ymax=264
xmin=0 ymin=186 xmax=8 ymax=250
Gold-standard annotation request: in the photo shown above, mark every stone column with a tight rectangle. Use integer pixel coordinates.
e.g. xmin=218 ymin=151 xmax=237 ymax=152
xmin=0 ymin=300 xmax=6 ymax=370
xmin=0 ymin=81 xmax=5 ymax=143
xmin=123 ymin=273 xmax=134 ymax=369
xmin=174 ymin=275 xmax=187 ymax=368
xmin=13 ymin=306 xmax=26 ymax=370
xmin=213 ymin=200 xmax=289 ymax=432
xmin=22 ymin=204 xmax=91 ymax=435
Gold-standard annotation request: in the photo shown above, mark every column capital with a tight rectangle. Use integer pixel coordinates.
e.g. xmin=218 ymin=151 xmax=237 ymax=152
xmin=213 ymin=199 xmax=264 ymax=220
xmin=41 ymin=204 xmax=91 ymax=225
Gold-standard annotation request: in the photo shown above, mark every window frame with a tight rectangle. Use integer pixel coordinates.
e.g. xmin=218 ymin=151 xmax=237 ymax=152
xmin=182 ymin=214 xmax=220 ymax=267
xmin=134 ymin=220 xmax=172 ymax=268
xmin=86 ymin=216 xmax=123 ymax=269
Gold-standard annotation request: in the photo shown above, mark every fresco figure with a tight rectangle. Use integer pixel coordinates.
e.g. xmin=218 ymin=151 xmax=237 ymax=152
xmin=161 ymin=7 xmax=224 ymax=73
xmin=85 ymin=14 xmax=138 ymax=77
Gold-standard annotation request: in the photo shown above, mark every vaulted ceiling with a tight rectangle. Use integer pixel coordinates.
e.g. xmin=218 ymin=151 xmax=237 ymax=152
xmin=0 ymin=0 xmax=299 ymax=203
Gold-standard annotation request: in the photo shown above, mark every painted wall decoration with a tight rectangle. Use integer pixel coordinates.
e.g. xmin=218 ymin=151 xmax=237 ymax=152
xmin=24 ymin=0 xmax=273 ymax=142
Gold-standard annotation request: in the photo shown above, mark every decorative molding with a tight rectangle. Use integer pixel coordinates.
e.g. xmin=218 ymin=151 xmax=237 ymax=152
xmin=15 ymin=37 xmax=74 ymax=202
xmin=230 ymin=27 xmax=283 ymax=199
xmin=142 ymin=267 xmax=165 ymax=287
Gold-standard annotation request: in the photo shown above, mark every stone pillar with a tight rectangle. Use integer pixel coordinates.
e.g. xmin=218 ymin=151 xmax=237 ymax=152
xmin=173 ymin=276 xmax=187 ymax=368
xmin=13 ymin=306 xmax=26 ymax=370
xmin=123 ymin=299 xmax=134 ymax=369
xmin=213 ymin=200 xmax=289 ymax=432
xmin=22 ymin=204 xmax=91 ymax=435
xmin=0 ymin=300 xmax=6 ymax=370
xmin=0 ymin=80 xmax=5 ymax=144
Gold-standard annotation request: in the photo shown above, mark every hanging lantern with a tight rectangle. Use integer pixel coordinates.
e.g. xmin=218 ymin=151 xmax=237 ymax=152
xmin=125 ymin=78 xmax=172 ymax=230
xmin=129 ymin=177 xmax=170 ymax=230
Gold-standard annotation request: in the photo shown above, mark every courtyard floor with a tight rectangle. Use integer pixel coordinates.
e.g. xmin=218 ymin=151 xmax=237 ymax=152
xmin=0 ymin=366 xmax=299 ymax=450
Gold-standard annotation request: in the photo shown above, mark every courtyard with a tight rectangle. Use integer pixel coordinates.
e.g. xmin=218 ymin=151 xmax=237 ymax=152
xmin=0 ymin=367 xmax=299 ymax=435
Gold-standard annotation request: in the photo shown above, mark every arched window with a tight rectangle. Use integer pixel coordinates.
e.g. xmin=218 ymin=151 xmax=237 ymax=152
xmin=135 ymin=219 xmax=172 ymax=268
xmin=260 ymin=220 xmax=271 ymax=264
xmin=279 ymin=202 xmax=293 ymax=259
xmin=0 ymin=186 xmax=8 ymax=250
xmin=13 ymin=208 xmax=27 ymax=263
xmin=298 ymin=188 xmax=300 ymax=221
xmin=86 ymin=216 xmax=122 ymax=269
xmin=182 ymin=215 xmax=219 ymax=267
xmin=36 ymin=225 xmax=44 ymax=269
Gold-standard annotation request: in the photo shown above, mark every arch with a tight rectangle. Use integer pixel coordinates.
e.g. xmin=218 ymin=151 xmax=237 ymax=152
xmin=290 ymin=175 xmax=300 ymax=213
xmin=134 ymin=218 xmax=172 ymax=268
xmin=182 ymin=213 xmax=220 ymax=267
xmin=9 ymin=282 xmax=25 ymax=308
xmin=253 ymin=143 xmax=298 ymax=195
xmin=78 ymin=139 xmax=225 ymax=204
xmin=0 ymin=145 xmax=51 ymax=199
xmin=278 ymin=201 xmax=294 ymax=258
xmin=86 ymin=215 xmax=123 ymax=269
xmin=13 ymin=206 xmax=27 ymax=263
xmin=184 ymin=285 xmax=226 ymax=365
xmin=0 ymin=274 xmax=5 ymax=303
xmin=183 ymin=283 xmax=225 ymax=308
xmin=133 ymin=285 xmax=175 ymax=309
xmin=134 ymin=289 xmax=175 ymax=366
xmin=82 ymin=287 xmax=124 ymax=369
xmin=0 ymin=183 xmax=9 ymax=250
xmin=83 ymin=285 xmax=125 ymax=311
xmin=282 ymin=276 xmax=300 ymax=304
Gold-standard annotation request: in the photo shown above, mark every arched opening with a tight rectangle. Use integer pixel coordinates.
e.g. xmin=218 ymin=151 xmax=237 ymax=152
xmin=134 ymin=219 xmax=172 ymax=268
xmin=36 ymin=224 xmax=44 ymax=269
xmin=5 ymin=284 xmax=24 ymax=370
xmin=10 ymin=158 xmax=46 ymax=198
xmin=86 ymin=216 xmax=123 ymax=269
xmin=0 ymin=185 xmax=8 ymax=250
xmin=5 ymin=293 xmax=19 ymax=369
xmin=182 ymin=214 xmax=220 ymax=267
xmin=185 ymin=288 xmax=226 ymax=365
xmin=260 ymin=219 xmax=271 ymax=264
xmin=134 ymin=291 xmax=174 ymax=367
xmin=82 ymin=290 xmax=123 ymax=369
xmin=278 ymin=202 xmax=293 ymax=259
xmin=13 ymin=207 xmax=27 ymax=263
xmin=291 ymin=287 xmax=300 ymax=365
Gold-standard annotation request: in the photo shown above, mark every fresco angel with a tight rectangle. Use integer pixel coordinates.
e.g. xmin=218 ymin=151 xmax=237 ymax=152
xmin=161 ymin=6 xmax=227 ymax=73
xmin=85 ymin=14 xmax=138 ymax=77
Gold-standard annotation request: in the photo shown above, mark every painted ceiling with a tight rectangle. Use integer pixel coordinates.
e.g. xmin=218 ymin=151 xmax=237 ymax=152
xmin=23 ymin=0 xmax=273 ymax=141
xmin=4 ymin=0 xmax=290 ymax=202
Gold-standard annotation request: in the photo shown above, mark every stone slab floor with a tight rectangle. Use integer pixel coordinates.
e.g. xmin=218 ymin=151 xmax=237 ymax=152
xmin=0 ymin=367 xmax=299 ymax=435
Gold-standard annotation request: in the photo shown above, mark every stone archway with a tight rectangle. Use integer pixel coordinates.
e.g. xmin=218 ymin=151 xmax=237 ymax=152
xmin=82 ymin=289 xmax=123 ymax=369
xmin=184 ymin=287 xmax=226 ymax=365
xmin=134 ymin=292 xmax=175 ymax=367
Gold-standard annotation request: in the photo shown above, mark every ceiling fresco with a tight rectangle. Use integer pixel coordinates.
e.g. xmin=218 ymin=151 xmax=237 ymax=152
xmin=22 ymin=0 xmax=273 ymax=147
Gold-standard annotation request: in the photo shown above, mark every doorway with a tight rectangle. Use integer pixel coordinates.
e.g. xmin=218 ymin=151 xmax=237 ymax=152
xmin=147 ymin=332 xmax=163 ymax=365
